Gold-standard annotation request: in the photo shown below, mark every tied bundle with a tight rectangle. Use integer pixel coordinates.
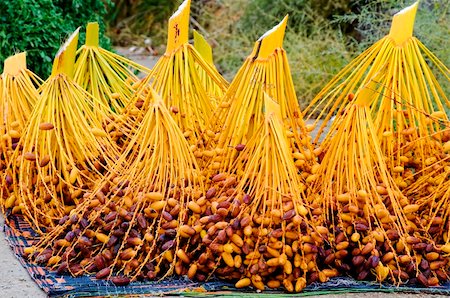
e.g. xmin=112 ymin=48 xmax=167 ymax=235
xmin=304 ymin=2 xmax=449 ymax=179
xmin=29 ymin=93 xmax=206 ymax=284
xmin=0 ymin=52 xmax=42 ymax=163
xmin=4 ymin=29 xmax=122 ymax=232
xmin=311 ymin=87 xmax=448 ymax=286
xmin=198 ymin=16 xmax=317 ymax=182
xmin=195 ymin=95 xmax=326 ymax=292
xmin=130 ymin=0 xmax=227 ymax=144
xmin=74 ymin=22 xmax=150 ymax=115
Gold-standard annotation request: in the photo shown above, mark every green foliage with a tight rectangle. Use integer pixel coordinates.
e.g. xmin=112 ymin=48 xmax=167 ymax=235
xmin=0 ymin=0 xmax=64 ymax=77
xmin=109 ymin=0 xmax=181 ymax=46
xmin=54 ymin=0 xmax=113 ymax=50
xmin=239 ymin=0 xmax=351 ymax=38
xmin=284 ymin=30 xmax=352 ymax=110
xmin=0 ymin=0 xmax=112 ymax=79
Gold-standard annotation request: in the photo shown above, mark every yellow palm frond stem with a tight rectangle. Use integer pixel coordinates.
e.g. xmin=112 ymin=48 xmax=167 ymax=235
xmin=199 ymin=16 xmax=317 ymax=180
xmin=74 ymin=22 xmax=150 ymax=115
xmin=370 ymin=38 xmax=449 ymax=170
xmin=3 ymin=30 xmax=123 ymax=232
xmin=193 ymin=30 xmax=229 ymax=107
xmin=126 ymin=0 xmax=226 ymax=146
xmin=304 ymin=2 xmax=449 ymax=174
xmin=5 ymin=76 xmax=122 ymax=232
xmin=197 ymin=95 xmax=324 ymax=291
xmin=310 ymin=96 xmax=443 ymax=285
xmin=30 ymin=95 xmax=206 ymax=282
xmin=148 ymin=44 xmax=219 ymax=132
xmin=0 ymin=52 xmax=42 ymax=163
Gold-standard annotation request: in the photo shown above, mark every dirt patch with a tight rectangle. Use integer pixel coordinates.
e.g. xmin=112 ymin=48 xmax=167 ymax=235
xmin=0 ymin=215 xmax=46 ymax=297
xmin=115 ymin=46 xmax=159 ymax=70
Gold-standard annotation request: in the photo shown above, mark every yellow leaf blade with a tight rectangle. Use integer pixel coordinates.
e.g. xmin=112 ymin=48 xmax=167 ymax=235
xmin=52 ymin=27 xmax=80 ymax=78
xmin=388 ymin=1 xmax=419 ymax=45
xmin=85 ymin=22 xmax=99 ymax=47
xmin=166 ymin=0 xmax=191 ymax=53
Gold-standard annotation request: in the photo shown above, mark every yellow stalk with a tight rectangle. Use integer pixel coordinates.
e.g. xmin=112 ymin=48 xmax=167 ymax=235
xmin=166 ymin=0 xmax=191 ymax=53
xmin=85 ymin=22 xmax=99 ymax=47
xmin=4 ymin=30 xmax=122 ymax=232
xmin=193 ymin=30 xmax=214 ymax=66
xmin=0 ymin=52 xmax=42 ymax=159
xmin=193 ymin=30 xmax=228 ymax=106
xmin=388 ymin=1 xmax=418 ymax=46
xmin=128 ymin=0 xmax=227 ymax=144
xmin=52 ymin=28 xmax=80 ymax=79
xmin=74 ymin=22 xmax=150 ymax=114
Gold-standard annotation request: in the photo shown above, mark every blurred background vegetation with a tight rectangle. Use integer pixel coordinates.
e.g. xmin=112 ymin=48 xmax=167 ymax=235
xmin=0 ymin=0 xmax=448 ymax=106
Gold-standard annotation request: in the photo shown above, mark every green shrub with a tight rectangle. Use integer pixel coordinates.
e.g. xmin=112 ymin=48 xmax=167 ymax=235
xmin=239 ymin=0 xmax=351 ymax=38
xmin=0 ymin=0 xmax=112 ymax=79
xmin=283 ymin=30 xmax=352 ymax=110
xmin=108 ymin=0 xmax=181 ymax=46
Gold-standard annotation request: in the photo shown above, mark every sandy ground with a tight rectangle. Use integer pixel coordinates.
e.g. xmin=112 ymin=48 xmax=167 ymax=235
xmin=0 ymin=48 xmax=448 ymax=298
xmin=115 ymin=46 xmax=159 ymax=71
xmin=0 ymin=215 xmax=46 ymax=298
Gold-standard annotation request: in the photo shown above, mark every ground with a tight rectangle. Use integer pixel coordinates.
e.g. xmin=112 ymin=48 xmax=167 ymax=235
xmin=115 ymin=46 xmax=159 ymax=70
xmin=1 ymin=215 xmax=46 ymax=298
